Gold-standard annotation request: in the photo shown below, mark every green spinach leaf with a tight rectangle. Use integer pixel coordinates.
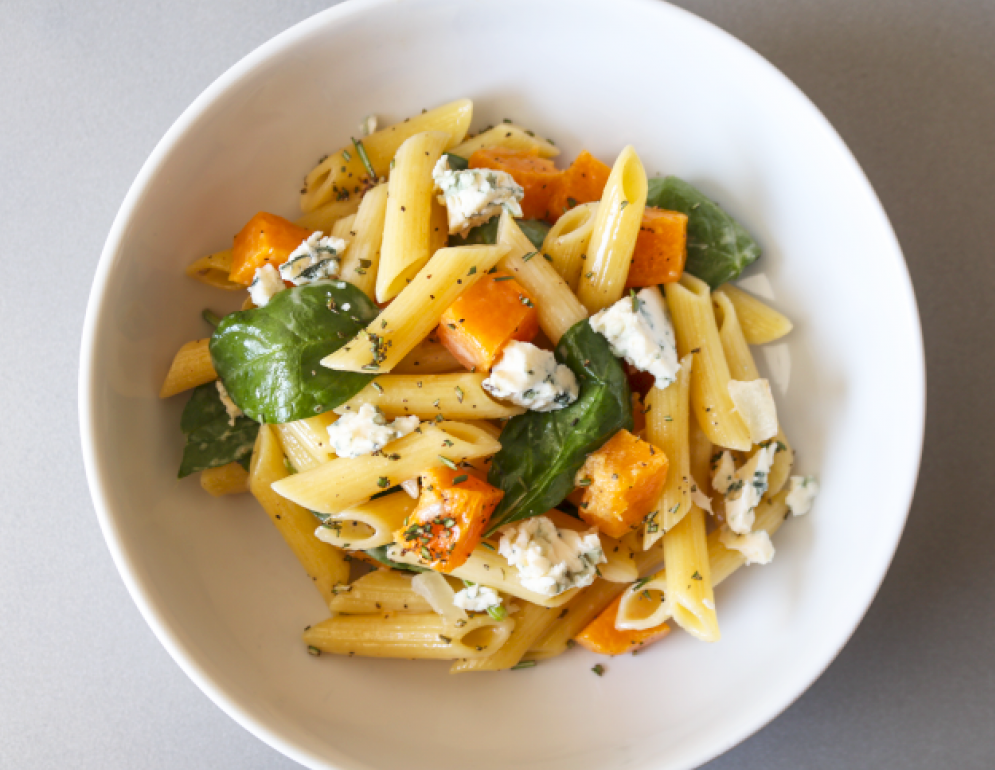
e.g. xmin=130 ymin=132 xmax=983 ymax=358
xmin=178 ymin=383 xmax=259 ymax=478
xmin=209 ymin=282 xmax=378 ymax=424
xmin=444 ymin=152 xmax=469 ymax=171
xmin=646 ymin=176 xmax=761 ymax=288
xmin=364 ymin=545 xmax=428 ymax=573
xmin=485 ymin=320 xmax=633 ymax=533
xmin=517 ymin=219 xmax=551 ymax=250
xmin=448 ymin=214 xmax=499 ymax=247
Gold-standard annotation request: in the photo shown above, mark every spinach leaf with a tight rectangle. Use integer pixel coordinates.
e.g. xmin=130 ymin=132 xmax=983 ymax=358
xmin=364 ymin=545 xmax=428 ymax=573
xmin=448 ymin=215 xmax=499 ymax=247
xmin=444 ymin=152 xmax=469 ymax=171
xmin=209 ymin=282 xmax=378 ymax=424
xmin=517 ymin=219 xmax=551 ymax=250
xmin=646 ymin=176 xmax=761 ymax=288
xmin=178 ymin=383 xmax=259 ymax=478
xmin=485 ymin=320 xmax=633 ymax=533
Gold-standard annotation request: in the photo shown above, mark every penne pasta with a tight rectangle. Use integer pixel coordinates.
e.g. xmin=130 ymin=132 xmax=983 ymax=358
xmin=665 ymin=274 xmax=752 ymax=451
xmin=449 ymin=123 xmax=560 ymax=160
xmin=576 ymin=146 xmax=647 ymax=312
xmin=328 ymin=570 xmax=433 ymax=614
xmin=337 ymin=184 xmax=388 ymax=299
xmin=270 ymin=421 xmax=501 ymax=514
xmin=301 ymin=98 xmax=473 ymax=212
xmin=661 ymin=504 xmax=720 ymax=641
xmin=272 ymin=422 xmax=330 ymax=473
xmin=159 ymin=339 xmax=217 ymax=398
xmin=450 ymin=602 xmax=560 ymax=673
xmin=199 ymin=462 xmax=249 ymax=496
xmin=293 ymin=197 xmax=362 ymax=233
xmin=330 ymin=213 xmax=356 ymax=242
xmin=314 ymin=492 xmax=418 ymax=551
xmin=249 ymin=425 xmax=349 ymax=604
xmin=335 ymin=373 xmax=525 ymax=421
xmin=185 ymin=249 xmax=241 ymax=291
xmin=322 ymin=244 xmax=509 ymax=374
xmin=715 ymin=284 xmax=793 ymax=345
xmin=541 ymin=202 xmax=598 ymax=290
xmin=376 ymin=131 xmax=450 ymax=302
xmin=392 ymin=338 xmax=465 ymax=374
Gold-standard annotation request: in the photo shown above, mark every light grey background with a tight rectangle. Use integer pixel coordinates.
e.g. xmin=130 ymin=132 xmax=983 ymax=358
xmin=1 ymin=0 xmax=992 ymax=767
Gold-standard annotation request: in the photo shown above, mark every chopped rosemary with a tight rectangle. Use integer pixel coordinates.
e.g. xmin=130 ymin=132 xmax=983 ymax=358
xmin=352 ymin=137 xmax=376 ymax=178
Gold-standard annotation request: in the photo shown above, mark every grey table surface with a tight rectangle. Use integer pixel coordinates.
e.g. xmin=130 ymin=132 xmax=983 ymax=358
xmin=2 ymin=0 xmax=992 ymax=767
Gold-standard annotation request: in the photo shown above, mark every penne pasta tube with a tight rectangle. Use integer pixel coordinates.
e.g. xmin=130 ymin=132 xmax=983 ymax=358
xmin=661 ymin=504 xmax=720 ymax=641
xmin=449 ymin=123 xmax=560 ymax=160
xmin=271 ymin=421 xmax=501 ymax=514
xmin=376 ymin=131 xmax=450 ymax=302
xmin=392 ymin=339 xmax=465 ymax=374
xmin=327 ymin=570 xmax=432 ymax=614
xmin=322 ymin=244 xmax=509 ymax=374
xmin=665 ymin=274 xmax=752 ymax=451
xmin=294 ymin=197 xmax=361 ymax=233
xmin=185 ymin=249 xmax=241 ymax=291
xmin=337 ymin=184 xmax=388 ymax=299
xmin=300 ymin=98 xmax=473 ymax=212
xmin=335 ymin=373 xmax=525 ymax=421
xmin=314 ymin=492 xmax=417 ymax=551
xmin=272 ymin=423 xmax=328 ymax=473
xmin=576 ymin=146 xmax=647 ymax=312
xmin=199 ymin=462 xmax=249 ymax=496
xmin=715 ymin=284 xmax=793 ymax=345
xmin=330 ymin=212 xmax=356 ymax=241
xmin=496 ymin=212 xmax=587 ymax=344
xmin=541 ymin=202 xmax=598 ymax=290
xmin=303 ymin=611 xmax=514 ymax=660
xmin=249 ymin=425 xmax=349 ymax=603
xmin=159 ymin=339 xmax=217 ymax=398
xmin=450 ymin=602 xmax=561 ymax=673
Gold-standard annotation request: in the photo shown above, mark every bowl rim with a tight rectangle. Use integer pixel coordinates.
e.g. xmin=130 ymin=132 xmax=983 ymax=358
xmin=78 ymin=0 xmax=926 ymax=768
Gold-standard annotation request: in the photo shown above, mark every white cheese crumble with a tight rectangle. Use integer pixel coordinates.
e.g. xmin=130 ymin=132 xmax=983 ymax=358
xmin=215 ymin=380 xmax=243 ymax=426
xmin=359 ymin=114 xmax=377 ymax=136
xmin=689 ymin=476 xmax=713 ymax=514
xmin=400 ymin=478 xmax=420 ymax=499
xmin=411 ymin=571 xmax=467 ymax=625
xmin=279 ymin=231 xmax=347 ymax=286
xmin=453 ymin=583 xmax=503 ymax=612
xmin=728 ymin=378 xmax=778 ymax=443
xmin=723 ymin=444 xmax=778 ymax=534
xmin=589 ymin=287 xmax=680 ymax=388
xmin=248 ymin=263 xmax=285 ymax=307
xmin=326 ymin=403 xmax=419 ymax=458
xmin=711 ymin=451 xmax=738 ymax=495
xmin=432 ymin=156 xmax=524 ymax=234
xmin=482 ymin=341 xmax=578 ymax=412
xmin=498 ymin=515 xmax=605 ymax=596
xmin=786 ymin=475 xmax=819 ymax=516
xmin=719 ymin=527 xmax=775 ymax=566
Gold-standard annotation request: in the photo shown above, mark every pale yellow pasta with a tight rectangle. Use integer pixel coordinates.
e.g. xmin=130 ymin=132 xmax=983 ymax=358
xmin=392 ymin=339 xmax=464 ymax=374
xmin=330 ymin=212 xmax=356 ymax=241
xmin=275 ymin=413 xmax=337 ymax=466
xmin=271 ymin=421 xmax=501 ymax=514
xmin=301 ymin=98 xmax=473 ymax=212
xmin=336 ymin=184 xmax=388 ymax=299
xmin=644 ymin=354 xmax=694 ymax=546
xmin=271 ymin=425 xmax=323 ymax=473
xmin=496 ymin=212 xmax=587 ymax=344
xmin=328 ymin=570 xmax=432 ymax=614
xmin=199 ymin=462 xmax=249 ymax=496
xmin=249 ymin=425 xmax=349 ymax=604
xmin=294 ymin=197 xmax=362 ymax=232
xmin=665 ymin=274 xmax=752 ymax=451
xmin=321 ymin=244 xmax=509 ymax=374
xmin=688 ymin=415 xmax=714 ymax=494
xmin=541 ymin=201 xmax=598 ymax=290
xmin=303 ymin=611 xmax=514 ymax=660
xmin=314 ymin=492 xmax=417 ymax=551
xmin=185 ymin=250 xmax=241 ymax=291
xmin=450 ymin=602 xmax=560 ymax=673
xmin=449 ymin=123 xmax=560 ymax=160
xmin=335 ymin=373 xmax=524 ymax=421
xmin=159 ymin=339 xmax=216 ymax=398
xmin=376 ymin=131 xmax=450 ymax=302
xmin=715 ymin=284 xmax=793 ymax=344
xmin=576 ymin=146 xmax=647 ymax=312
xmin=661 ymin=505 xmax=719 ymax=641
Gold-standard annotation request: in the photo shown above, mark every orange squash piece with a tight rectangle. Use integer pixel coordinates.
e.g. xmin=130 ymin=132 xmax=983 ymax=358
xmin=436 ymin=271 xmax=539 ymax=371
xmin=546 ymin=150 xmax=612 ymax=223
xmin=393 ymin=467 xmax=504 ymax=572
xmin=625 ymin=207 xmax=688 ymax=287
xmin=468 ymin=147 xmax=563 ymax=221
xmin=574 ymin=594 xmax=671 ymax=656
xmin=229 ymin=212 xmax=313 ymax=285
xmin=576 ymin=429 xmax=669 ymax=538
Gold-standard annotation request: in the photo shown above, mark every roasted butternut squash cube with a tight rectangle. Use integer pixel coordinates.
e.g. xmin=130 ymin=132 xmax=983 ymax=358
xmin=436 ymin=271 xmax=539 ymax=371
xmin=393 ymin=466 xmax=504 ymax=572
xmin=469 ymin=147 xmax=563 ymax=221
xmin=574 ymin=594 xmax=671 ymax=656
xmin=625 ymin=207 xmax=688 ymax=287
xmin=229 ymin=212 xmax=313 ymax=285
xmin=546 ymin=150 xmax=611 ymax=223
xmin=576 ymin=429 xmax=668 ymax=538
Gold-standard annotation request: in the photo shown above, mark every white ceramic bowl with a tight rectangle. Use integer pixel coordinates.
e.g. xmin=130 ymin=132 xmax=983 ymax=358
xmin=79 ymin=1 xmax=925 ymax=768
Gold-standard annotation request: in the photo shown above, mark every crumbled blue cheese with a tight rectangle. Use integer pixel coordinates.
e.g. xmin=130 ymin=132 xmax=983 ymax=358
xmin=711 ymin=451 xmax=738 ymax=495
xmin=248 ymin=263 xmax=285 ymax=307
xmin=786 ymin=475 xmax=819 ymax=516
xmin=432 ymin=156 xmax=524 ymax=234
xmin=453 ymin=584 xmax=502 ymax=612
xmin=359 ymin=114 xmax=377 ymax=136
xmin=588 ymin=287 xmax=680 ymax=388
xmin=279 ymin=232 xmax=347 ymax=286
xmin=728 ymin=378 xmax=778 ymax=443
xmin=498 ymin=515 xmax=605 ymax=596
xmin=215 ymin=380 xmax=242 ymax=426
xmin=482 ymin=341 xmax=578 ymax=412
xmin=723 ymin=444 xmax=778 ymax=534
xmin=326 ymin=403 xmax=419 ymax=458
xmin=719 ymin=527 xmax=775 ymax=565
